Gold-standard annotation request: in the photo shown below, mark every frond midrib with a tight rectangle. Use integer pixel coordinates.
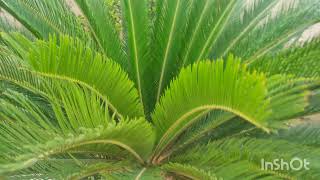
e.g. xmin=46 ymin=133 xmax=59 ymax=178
xmin=156 ymin=0 xmax=181 ymax=102
xmin=126 ymin=0 xmax=144 ymax=107
xmin=18 ymin=138 xmax=145 ymax=169
xmin=181 ymin=0 xmax=211 ymax=66
xmin=197 ymin=0 xmax=237 ymax=62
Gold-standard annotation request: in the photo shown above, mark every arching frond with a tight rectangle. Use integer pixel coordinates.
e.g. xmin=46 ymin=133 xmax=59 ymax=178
xmin=27 ymin=35 xmax=144 ymax=118
xmin=163 ymin=73 xmax=317 ymax=157
xmin=0 ymin=85 xmax=155 ymax=174
xmin=1 ymin=0 xmax=320 ymax=179
xmin=232 ymin=0 xmax=320 ymax=62
xmin=151 ymin=56 xmax=270 ymax=163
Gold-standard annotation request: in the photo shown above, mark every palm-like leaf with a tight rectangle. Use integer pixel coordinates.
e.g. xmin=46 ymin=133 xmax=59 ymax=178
xmin=1 ymin=0 xmax=320 ymax=179
xmin=121 ymin=0 xmax=151 ymax=114
xmin=152 ymin=56 xmax=270 ymax=163
xmin=0 ymin=82 xmax=155 ymax=174
xmin=151 ymin=0 xmax=190 ymax=103
xmin=28 ymin=35 xmax=144 ymax=118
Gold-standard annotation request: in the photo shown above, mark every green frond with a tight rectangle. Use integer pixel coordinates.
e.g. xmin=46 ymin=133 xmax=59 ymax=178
xmin=0 ymin=32 xmax=34 ymax=59
xmin=210 ymin=0 xmax=320 ymax=59
xmin=0 ymin=0 xmax=320 ymax=179
xmin=0 ymin=47 xmax=13 ymax=60
xmin=0 ymin=0 xmax=89 ymax=40
xmin=265 ymin=74 xmax=319 ymax=124
xmin=171 ymin=79 xmax=311 ymax=155
xmin=27 ymin=35 xmax=144 ymax=118
xmin=270 ymin=123 xmax=320 ymax=148
xmin=0 ymin=51 xmax=137 ymax=120
xmin=121 ymin=0 xmax=150 ymax=116
xmin=151 ymin=0 xmax=191 ymax=104
xmin=249 ymin=40 xmax=320 ymax=116
xmin=181 ymin=0 xmax=237 ymax=66
xmin=74 ymin=0 xmax=127 ymax=68
xmin=172 ymin=137 xmax=320 ymax=179
xmin=162 ymin=163 xmax=218 ymax=180
xmin=233 ymin=0 xmax=320 ymax=62
xmin=163 ymin=79 xmax=310 ymax=155
xmin=170 ymin=115 xmax=254 ymax=156
xmin=151 ymin=56 xmax=270 ymax=163
xmin=0 ymin=86 xmax=155 ymax=174
xmin=0 ymin=54 xmax=46 ymax=97
xmin=249 ymin=40 xmax=320 ymax=78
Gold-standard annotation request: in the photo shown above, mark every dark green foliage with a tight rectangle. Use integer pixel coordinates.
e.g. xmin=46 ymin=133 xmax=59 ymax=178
xmin=0 ymin=0 xmax=320 ymax=179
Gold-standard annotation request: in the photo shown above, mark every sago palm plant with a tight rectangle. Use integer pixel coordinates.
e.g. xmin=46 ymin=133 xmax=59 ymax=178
xmin=0 ymin=0 xmax=320 ymax=179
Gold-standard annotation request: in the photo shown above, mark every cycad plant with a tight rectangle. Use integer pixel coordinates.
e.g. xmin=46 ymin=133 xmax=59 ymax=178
xmin=0 ymin=0 xmax=320 ymax=179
